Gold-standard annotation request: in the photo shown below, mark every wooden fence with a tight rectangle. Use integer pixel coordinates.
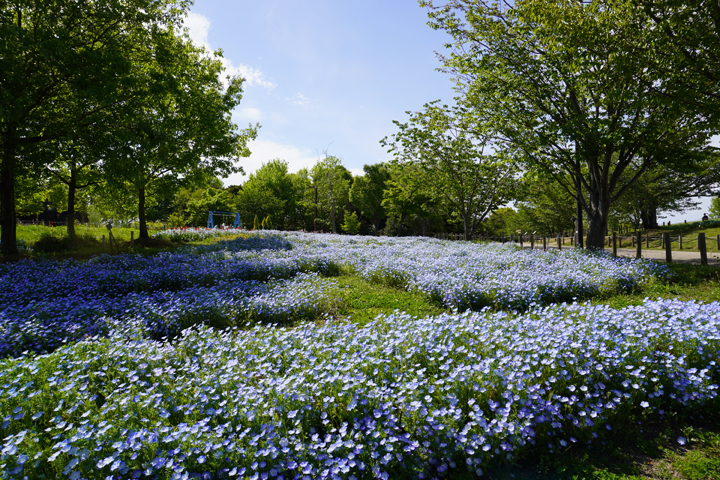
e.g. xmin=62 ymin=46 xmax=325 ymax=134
xmin=437 ymin=231 xmax=715 ymax=266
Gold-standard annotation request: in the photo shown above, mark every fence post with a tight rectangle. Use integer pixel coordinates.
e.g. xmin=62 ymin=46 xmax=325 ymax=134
xmin=530 ymin=234 xmax=534 ymax=250
xmin=543 ymin=236 xmax=547 ymax=251
xmin=612 ymin=231 xmax=617 ymax=256
xmin=632 ymin=233 xmax=636 ymax=248
xmin=716 ymin=234 xmax=720 ymax=250
xmin=557 ymin=236 xmax=561 ymax=250
xmin=519 ymin=234 xmax=524 ymax=248
xmin=130 ymin=231 xmax=134 ymax=247
xmin=646 ymin=232 xmax=650 ymax=248
xmin=699 ymin=232 xmax=708 ymax=266
xmin=664 ymin=232 xmax=672 ymax=263
xmin=636 ymin=230 xmax=642 ymax=259
xmin=679 ymin=235 xmax=683 ymax=250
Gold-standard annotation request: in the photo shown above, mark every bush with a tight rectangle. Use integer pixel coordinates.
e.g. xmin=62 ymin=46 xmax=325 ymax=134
xmin=33 ymin=233 xmax=101 ymax=253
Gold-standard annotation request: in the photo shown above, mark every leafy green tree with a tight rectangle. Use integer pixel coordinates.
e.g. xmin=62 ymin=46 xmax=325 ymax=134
xmin=342 ymin=211 xmax=361 ymax=235
xmin=349 ymin=163 xmax=391 ymax=234
xmin=309 ymin=155 xmax=352 ymax=233
xmin=102 ymin=27 xmax=257 ymax=240
xmin=424 ymin=0 xmax=715 ymax=248
xmin=0 ymin=0 xmax=187 ymax=254
xmin=382 ymin=162 xmax=435 ymax=236
xmin=481 ymin=207 xmax=519 ymax=238
xmin=186 ymin=187 xmax=233 ymax=227
xmin=235 ymin=159 xmax=303 ymax=230
xmin=382 ymin=100 xmax=517 ymax=240
xmin=710 ymin=197 xmax=720 ymax=220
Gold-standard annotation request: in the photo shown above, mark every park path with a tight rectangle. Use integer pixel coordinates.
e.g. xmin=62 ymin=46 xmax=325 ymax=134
xmin=523 ymin=245 xmax=713 ymax=265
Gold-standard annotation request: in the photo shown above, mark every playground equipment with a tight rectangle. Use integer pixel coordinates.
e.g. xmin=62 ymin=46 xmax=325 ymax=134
xmin=207 ymin=211 xmax=241 ymax=229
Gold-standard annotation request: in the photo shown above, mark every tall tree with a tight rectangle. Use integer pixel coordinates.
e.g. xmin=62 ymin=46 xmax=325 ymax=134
xmin=309 ymin=155 xmax=352 ymax=233
xmin=103 ymin=27 xmax=257 ymax=240
xmin=382 ymin=100 xmax=517 ymax=240
xmin=0 ymin=0 xmax=187 ymax=254
xmin=349 ymin=163 xmax=391 ymax=234
xmin=424 ymin=0 xmax=716 ymax=248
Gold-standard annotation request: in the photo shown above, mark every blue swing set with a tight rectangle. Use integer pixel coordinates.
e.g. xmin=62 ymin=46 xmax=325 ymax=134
xmin=206 ymin=211 xmax=241 ymax=229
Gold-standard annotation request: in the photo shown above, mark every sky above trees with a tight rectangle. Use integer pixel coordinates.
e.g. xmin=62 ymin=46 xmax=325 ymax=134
xmin=183 ymin=0 xmax=456 ymax=184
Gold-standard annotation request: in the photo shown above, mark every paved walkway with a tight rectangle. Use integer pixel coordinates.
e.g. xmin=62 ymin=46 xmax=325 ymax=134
xmin=526 ymin=245 xmax=715 ymax=265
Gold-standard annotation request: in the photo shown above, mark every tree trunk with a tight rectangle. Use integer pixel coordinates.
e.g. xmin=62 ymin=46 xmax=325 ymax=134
xmin=66 ymin=163 xmax=77 ymax=237
xmin=139 ymin=183 xmax=149 ymax=240
xmin=463 ymin=215 xmax=471 ymax=241
xmin=1 ymin=130 xmax=18 ymax=256
xmin=575 ymin=170 xmax=584 ymax=248
xmin=586 ymin=187 xmax=611 ymax=250
xmin=397 ymin=213 xmax=404 ymax=236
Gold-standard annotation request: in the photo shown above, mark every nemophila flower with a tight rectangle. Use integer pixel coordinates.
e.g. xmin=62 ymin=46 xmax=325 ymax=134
xmin=0 ymin=233 xmax=708 ymax=479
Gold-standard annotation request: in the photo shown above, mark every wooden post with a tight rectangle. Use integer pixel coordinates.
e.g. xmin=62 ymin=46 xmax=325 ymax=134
xmin=636 ymin=230 xmax=642 ymax=259
xmin=661 ymin=234 xmax=665 ymax=249
xmin=557 ymin=236 xmax=562 ymax=250
xmin=679 ymin=235 xmax=683 ymax=250
xmin=519 ymin=234 xmax=523 ymax=248
xmin=664 ymin=232 xmax=672 ymax=263
xmin=646 ymin=233 xmax=650 ymax=248
xmin=543 ymin=236 xmax=547 ymax=251
xmin=699 ymin=232 xmax=708 ymax=266
xmin=716 ymin=234 xmax=719 ymax=250
xmin=530 ymin=234 xmax=534 ymax=250
xmin=130 ymin=231 xmax=134 ymax=246
xmin=612 ymin=231 xmax=617 ymax=256
xmin=632 ymin=233 xmax=636 ymax=248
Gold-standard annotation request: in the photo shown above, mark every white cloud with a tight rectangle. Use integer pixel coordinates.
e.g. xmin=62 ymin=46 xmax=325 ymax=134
xmin=349 ymin=168 xmax=364 ymax=177
xmin=289 ymin=93 xmax=311 ymax=106
xmin=222 ymin=140 xmax=318 ymax=186
xmin=235 ymin=107 xmax=263 ymax=122
xmin=183 ymin=12 xmax=276 ymax=90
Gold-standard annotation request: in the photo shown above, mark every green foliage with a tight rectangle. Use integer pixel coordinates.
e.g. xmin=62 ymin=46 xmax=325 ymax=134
xmin=235 ymin=159 xmax=303 ymax=230
xmin=382 ymin=100 xmax=517 ymax=240
xmin=481 ymin=207 xmax=520 ymax=237
xmin=253 ymin=215 xmax=260 ymax=231
xmin=349 ymin=163 xmax=391 ymax=233
xmin=167 ymin=212 xmax=186 ymax=228
xmin=33 ymin=233 xmax=101 ymax=253
xmin=309 ymin=155 xmax=352 ymax=233
xmin=342 ymin=211 xmax=361 ymax=235
xmin=710 ymin=198 xmax=720 ymax=220
xmin=261 ymin=215 xmax=272 ymax=230
xmin=425 ymin=0 xmax=716 ymax=248
xmin=185 ymin=188 xmax=233 ymax=227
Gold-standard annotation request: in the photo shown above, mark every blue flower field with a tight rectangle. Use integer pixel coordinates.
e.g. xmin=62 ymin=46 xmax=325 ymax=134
xmin=1 ymin=232 xmax=718 ymax=479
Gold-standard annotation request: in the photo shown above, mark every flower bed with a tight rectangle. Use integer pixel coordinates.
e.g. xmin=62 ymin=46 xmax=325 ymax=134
xmin=0 ymin=233 xmax=664 ymax=359
xmin=0 ymin=299 xmax=718 ymax=479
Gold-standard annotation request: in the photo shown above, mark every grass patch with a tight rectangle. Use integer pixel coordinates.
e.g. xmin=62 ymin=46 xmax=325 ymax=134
xmin=594 ymin=263 xmax=720 ymax=308
xmin=332 ymin=274 xmax=447 ymax=325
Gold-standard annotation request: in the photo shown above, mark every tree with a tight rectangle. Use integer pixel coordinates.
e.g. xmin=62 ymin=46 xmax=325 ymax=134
xmin=637 ymin=0 xmax=720 ymax=120
xmin=382 ymin=100 xmax=517 ymax=240
xmin=0 ymin=0 xmax=187 ymax=255
xmin=102 ymin=27 xmax=257 ymax=240
xmin=709 ymin=197 xmax=720 ymax=220
xmin=349 ymin=163 xmax=391 ymax=234
xmin=309 ymin=155 xmax=352 ymax=233
xmin=235 ymin=159 xmax=304 ymax=230
xmin=382 ymin=162 xmax=436 ymax=236
xmin=424 ymin=0 xmax=716 ymax=249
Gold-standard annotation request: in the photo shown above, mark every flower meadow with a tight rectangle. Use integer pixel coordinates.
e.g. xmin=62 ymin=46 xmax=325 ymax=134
xmin=3 ymin=231 xmax=716 ymax=479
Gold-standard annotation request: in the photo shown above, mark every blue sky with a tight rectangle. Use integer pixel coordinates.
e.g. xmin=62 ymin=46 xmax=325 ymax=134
xmin=183 ymin=0 xmax=456 ymax=184
xmin=183 ymin=0 xmax=711 ymax=221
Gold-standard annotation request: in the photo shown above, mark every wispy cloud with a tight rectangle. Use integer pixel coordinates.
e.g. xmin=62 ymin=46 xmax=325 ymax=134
xmin=222 ymin=139 xmax=318 ymax=185
xmin=183 ymin=12 xmax=276 ymax=90
xmin=289 ymin=93 xmax=311 ymax=106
